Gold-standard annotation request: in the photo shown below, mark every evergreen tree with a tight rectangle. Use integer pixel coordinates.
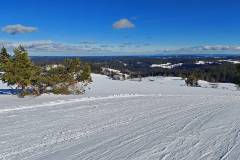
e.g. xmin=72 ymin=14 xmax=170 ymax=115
xmin=0 ymin=47 xmax=10 ymax=70
xmin=37 ymin=58 xmax=92 ymax=95
xmin=78 ymin=63 xmax=92 ymax=82
xmin=64 ymin=58 xmax=81 ymax=74
xmin=2 ymin=46 xmax=38 ymax=97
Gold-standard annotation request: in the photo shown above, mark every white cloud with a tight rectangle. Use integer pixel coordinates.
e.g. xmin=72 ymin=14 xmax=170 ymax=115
xmin=0 ymin=40 xmax=157 ymax=56
xmin=113 ymin=19 xmax=135 ymax=29
xmin=2 ymin=24 xmax=38 ymax=35
xmin=160 ymin=45 xmax=240 ymax=55
xmin=0 ymin=40 xmax=113 ymax=55
xmin=177 ymin=45 xmax=240 ymax=52
xmin=1 ymin=40 xmax=239 ymax=56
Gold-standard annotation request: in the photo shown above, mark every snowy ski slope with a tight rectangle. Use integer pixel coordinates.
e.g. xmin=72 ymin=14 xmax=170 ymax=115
xmin=0 ymin=74 xmax=240 ymax=160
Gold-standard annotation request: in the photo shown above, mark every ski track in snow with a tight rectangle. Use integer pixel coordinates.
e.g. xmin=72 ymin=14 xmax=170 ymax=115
xmin=1 ymin=74 xmax=240 ymax=160
xmin=1 ymin=94 xmax=238 ymax=114
xmin=0 ymin=94 xmax=154 ymax=114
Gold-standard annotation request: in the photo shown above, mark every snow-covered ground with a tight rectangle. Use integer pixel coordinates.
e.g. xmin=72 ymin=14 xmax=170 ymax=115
xmin=195 ymin=61 xmax=214 ymax=65
xmin=218 ymin=59 xmax=240 ymax=64
xmin=1 ymin=74 xmax=240 ymax=160
xmin=151 ymin=63 xmax=183 ymax=69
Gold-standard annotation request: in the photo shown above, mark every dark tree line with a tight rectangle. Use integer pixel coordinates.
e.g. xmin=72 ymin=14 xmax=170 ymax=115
xmin=80 ymin=56 xmax=239 ymax=84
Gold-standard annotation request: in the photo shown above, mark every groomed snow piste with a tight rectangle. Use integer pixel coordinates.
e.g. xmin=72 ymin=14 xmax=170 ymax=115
xmin=0 ymin=74 xmax=240 ymax=160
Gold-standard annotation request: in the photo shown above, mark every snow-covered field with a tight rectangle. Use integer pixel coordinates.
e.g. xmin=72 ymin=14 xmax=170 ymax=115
xmin=1 ymin=74 xmax=240 ymax=160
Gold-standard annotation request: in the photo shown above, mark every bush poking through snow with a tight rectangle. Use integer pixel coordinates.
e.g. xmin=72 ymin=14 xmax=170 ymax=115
xmin=185 ymin=74 xmax=200 ymax=87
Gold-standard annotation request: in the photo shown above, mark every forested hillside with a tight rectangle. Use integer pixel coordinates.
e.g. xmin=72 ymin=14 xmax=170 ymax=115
xmin=31 ymin=55 xmax=240 ymax=84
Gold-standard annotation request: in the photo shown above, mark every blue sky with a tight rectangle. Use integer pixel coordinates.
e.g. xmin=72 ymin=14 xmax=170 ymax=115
xmin=0 ymin=0 xmax=240 ymax=56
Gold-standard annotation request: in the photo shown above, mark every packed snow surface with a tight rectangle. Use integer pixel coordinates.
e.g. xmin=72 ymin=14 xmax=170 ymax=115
xmin=1 ymin=74 xmax=240 ymax=160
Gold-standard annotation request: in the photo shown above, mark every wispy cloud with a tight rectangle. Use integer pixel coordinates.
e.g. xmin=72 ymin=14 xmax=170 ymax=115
xmin=1 ymin=40 xmax=240 ymax=56
xmin=0 ymin=40 xmax=156 ymax=55
xmin=113 ymin=19 xmax=135 ymax=29
xmin=0 ymin=40 xmax=111 ymax=54
xmin=2 ymin=24 xmax=38 ymax=35
xmin=175 ymin=45 xmax=240 ymax=52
